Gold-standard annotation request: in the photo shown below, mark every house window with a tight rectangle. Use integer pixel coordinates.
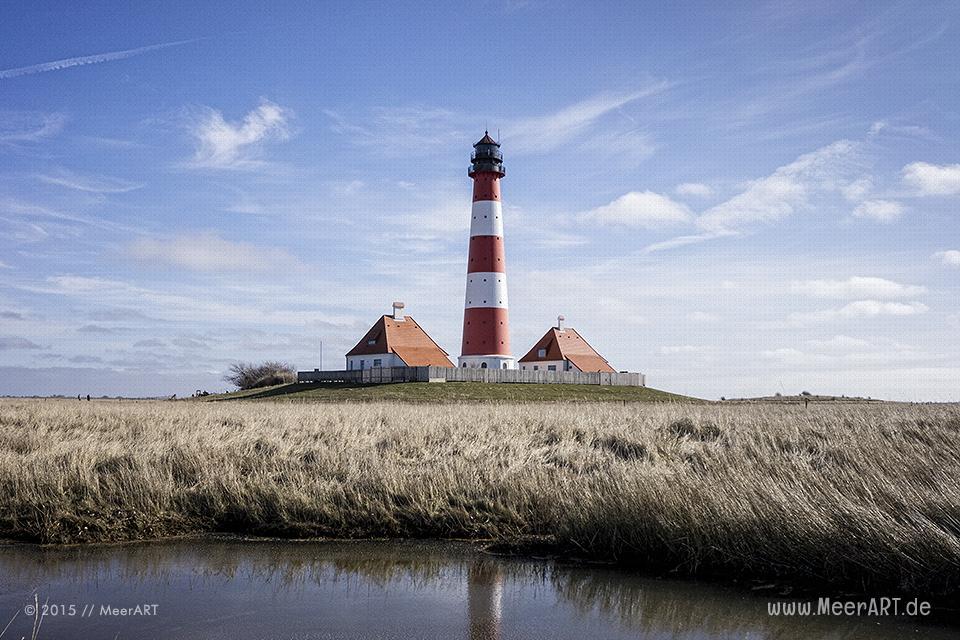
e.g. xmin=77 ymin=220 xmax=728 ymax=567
xmin=538 ymin=348 xmax=546 ymax=358
xmin=502 ymin=363 xmax=507 ymax=369
xmin=533 ymin=366 xmax=539 ymax=371
xmin=480 ymin=362 xmax=488 ymax=369
xmin=367 ymin=339 xmax=376 ymax=345
xmin=360 ymin=359 xmax=365 ymax=370
xmin=462 ymin=363 xmax=467 ymax=368
xmin=373 ymin=359 xmax=382 ymax=367
xmin=548 ymin=365 xmax=557 ymax=371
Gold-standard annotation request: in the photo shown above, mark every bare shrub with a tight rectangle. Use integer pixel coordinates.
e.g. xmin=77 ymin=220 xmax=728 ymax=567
xmin=224 ymin=361 xmax=295 ymax=390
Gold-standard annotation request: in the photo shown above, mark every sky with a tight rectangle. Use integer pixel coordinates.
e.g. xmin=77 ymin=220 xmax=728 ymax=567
xmin=0 ymin=1 xmax=958 ymax=400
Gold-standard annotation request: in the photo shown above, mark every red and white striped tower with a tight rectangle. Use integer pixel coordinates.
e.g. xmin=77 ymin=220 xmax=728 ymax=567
xmin=459 ymin=132 xmax=515 ymax=369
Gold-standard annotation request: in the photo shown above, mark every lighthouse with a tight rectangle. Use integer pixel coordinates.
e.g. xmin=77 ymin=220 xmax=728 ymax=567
xmin=459 ymin=132 xmax=516 ymax=370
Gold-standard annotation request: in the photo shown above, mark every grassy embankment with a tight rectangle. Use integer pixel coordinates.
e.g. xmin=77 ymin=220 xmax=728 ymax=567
xmin=2 ymin=398 xmax=959 ymax=595
xmin=207 ymin=381 xmax=692 ymax=403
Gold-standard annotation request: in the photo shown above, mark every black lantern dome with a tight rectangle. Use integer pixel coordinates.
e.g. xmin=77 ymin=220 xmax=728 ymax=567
xmin=468 ymin=131 xmax=505 ymax=177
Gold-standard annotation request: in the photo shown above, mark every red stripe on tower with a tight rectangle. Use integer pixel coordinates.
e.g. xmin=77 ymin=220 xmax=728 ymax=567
xmin=459 ymin=132 xmax=515 ymax=369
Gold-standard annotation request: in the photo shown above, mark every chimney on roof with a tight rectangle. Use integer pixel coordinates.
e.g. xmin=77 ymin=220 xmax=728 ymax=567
xmin=557 ymin=315 xmax=565 ymax=331
xmin=393 ymin=301 xmax=405 ymax=321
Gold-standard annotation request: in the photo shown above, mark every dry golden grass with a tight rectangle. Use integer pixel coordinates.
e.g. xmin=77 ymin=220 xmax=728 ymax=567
xmin=2 ymin=398 xmax=959 ymax=594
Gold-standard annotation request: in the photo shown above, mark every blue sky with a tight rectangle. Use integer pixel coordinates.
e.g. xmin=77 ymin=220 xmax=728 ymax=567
xmin=1 ymin=1 xmax=958 ymax=399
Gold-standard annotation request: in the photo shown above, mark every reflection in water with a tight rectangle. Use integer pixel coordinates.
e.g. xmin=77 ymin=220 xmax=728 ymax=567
xmin=468 ymin=560 xmax=501 ymax=640
xmin=0 ymin=538 xmax=954 ymax=640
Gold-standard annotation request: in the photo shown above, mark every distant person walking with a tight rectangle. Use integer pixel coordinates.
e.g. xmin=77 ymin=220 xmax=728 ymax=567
xmin=86 ymin=394 xmax=90 ymax=402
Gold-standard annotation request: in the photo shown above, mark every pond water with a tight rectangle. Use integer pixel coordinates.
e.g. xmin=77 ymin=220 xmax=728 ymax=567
xmin=0 ymin=539 xmax=954 ymax=639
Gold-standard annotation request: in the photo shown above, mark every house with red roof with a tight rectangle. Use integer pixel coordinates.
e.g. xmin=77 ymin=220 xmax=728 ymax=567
xmin=518 ymin=316 xmax=616 ymax=373
xmin=345 ymin=302 xmax=454 ymax=370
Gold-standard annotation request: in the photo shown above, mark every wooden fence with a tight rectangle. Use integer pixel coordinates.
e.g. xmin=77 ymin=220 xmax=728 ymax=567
xmin=297 ymin=366 xmax=645 ymax=387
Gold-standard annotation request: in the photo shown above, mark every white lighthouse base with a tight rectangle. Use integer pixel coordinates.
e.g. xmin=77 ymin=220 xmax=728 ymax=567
xmin=458 ymin=355 xmax=517 ymax=370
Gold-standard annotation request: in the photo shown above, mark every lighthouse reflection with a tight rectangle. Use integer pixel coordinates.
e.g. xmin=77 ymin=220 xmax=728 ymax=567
xmin=467 ymin=559 xmax=503 ymax=640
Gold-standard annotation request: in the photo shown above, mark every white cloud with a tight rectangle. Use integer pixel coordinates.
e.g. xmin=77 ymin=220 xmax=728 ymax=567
xmin=129 ymin=232 xmax=300 ymax=272
xmin=902 ymin=162 xmax=960 ymax=195
xmin=0 ymin=260 xmax=11 ymax=269
xmin=841 ymin=176 xmax=873 ymax=202
xmin=934 ymin=250 xmax=960 ymax=267
xmin=504 ymin=83 xmax=670 ymax=154
xmin=387 ymin=196 xmax=471 ymax=234
xmin=762 ymin=338 xmax=930 ymax=368
xmin=760 ymin=347 xmax=829 ymax=366
xmin=806 ymin=335 xmax=871 ymax=350
xmin=0 ymin=111 xmax=66 ymax=143
xmin=34 ymin=275 xmax=356 ymax=328
xmin=697 ymin=140 xmax=856 ymax=232
xmin=789 ymin=300 xmax=928 ymax=325
xmin=0 ymin=39 xmax=195 ymax=79
xmin=533 ymin=230 xmax=589 ymax=249
xmin=578 ymin=128 xmax=655 ymax=166
xmin=687 ymin=311 xmax=719 ymax=323
xmin=660 ymin=345 xmax=706 ymax=354
xmin=642 ymin=230 xmax=739 ymax=253
xmin=0 ymin=336 xmax=43 ymax=350
xmin=327 ymin=106 xmax=463 ymax=153
xmin=579 ymin=191 xmax=692 ymax=229
xmin=186 ymin=100 xmax=291 ymax=169
xmin=37 ymin=168 xmax=143 ymax=193
xmin=791 ymin=276 xmax=926 ymax=299
xmin=675 ymin=183 xmax=713 ymax=197
xmin=852 ymin=199 xmax=903 ymax=223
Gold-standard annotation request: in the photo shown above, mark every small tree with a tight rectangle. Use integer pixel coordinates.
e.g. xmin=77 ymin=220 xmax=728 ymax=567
xmin=224 ymin=361 xmax=296 ymax=390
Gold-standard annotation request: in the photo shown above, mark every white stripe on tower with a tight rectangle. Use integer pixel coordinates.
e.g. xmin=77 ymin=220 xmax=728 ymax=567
xmin=464 ymin=272 xmax=508 ymax=308
xmin=470 ymin=200 xmax=503 ymax=237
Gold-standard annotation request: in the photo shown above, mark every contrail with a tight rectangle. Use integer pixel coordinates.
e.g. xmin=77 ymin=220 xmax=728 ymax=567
xmin=0 ymin=38 xmax=198 ymax=79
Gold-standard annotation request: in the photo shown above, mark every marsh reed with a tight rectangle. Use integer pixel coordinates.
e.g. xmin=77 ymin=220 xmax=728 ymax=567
xmin=1 ymin=398 xmax=958 ymax=594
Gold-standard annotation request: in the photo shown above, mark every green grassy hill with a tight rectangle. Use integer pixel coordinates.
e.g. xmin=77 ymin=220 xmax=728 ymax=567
xmin=206 ymin=382 xmax=696 ymax=403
